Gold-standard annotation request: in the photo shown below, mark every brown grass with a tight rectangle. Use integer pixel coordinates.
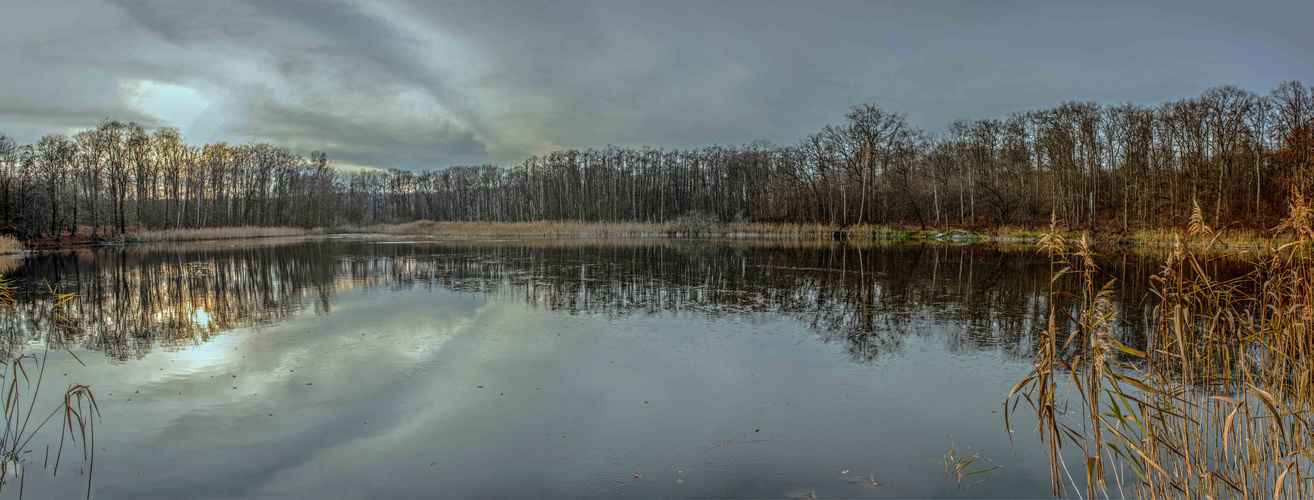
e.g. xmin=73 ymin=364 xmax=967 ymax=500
xmin=122 ymin=226 xmax=312 ymax=243
xmin=347 ymin=220 xmax=669 ymax=237
xmin=358 ymin=219 xmax=854 ymax=237
xmin=0 ymin=236 xmax=22 ymax=254
xmin=349 ymin=219 xmax=990 ymax=238
xmin=1114 ymin=227 xmax=1291 ymax=249
xmin=1008 ymin=195 xmax=1314 ymax=499
xmin=0 ymin=257 xmax=20 ymax=277
xmin=100 ymin=218 xmax=1291 ymax=249
xmin=340 ymin=219 xmax=883 ymax=237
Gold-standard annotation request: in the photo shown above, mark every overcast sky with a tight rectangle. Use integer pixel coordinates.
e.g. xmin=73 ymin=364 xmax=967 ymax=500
xmin=2 ymin=1 xmax=1312 ymax=170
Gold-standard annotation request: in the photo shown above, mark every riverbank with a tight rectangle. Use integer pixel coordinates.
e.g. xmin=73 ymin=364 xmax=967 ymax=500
xmin=3 ymin=220 xmax=1289 ymax=251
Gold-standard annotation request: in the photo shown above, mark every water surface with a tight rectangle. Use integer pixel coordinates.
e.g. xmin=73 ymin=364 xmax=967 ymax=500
xmin=1 ymin=237 xmax=1197 ymax=498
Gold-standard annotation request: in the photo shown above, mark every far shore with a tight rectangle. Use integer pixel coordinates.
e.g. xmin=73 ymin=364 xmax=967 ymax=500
xmin=2 ymin=219 xmax=1290 ymax=254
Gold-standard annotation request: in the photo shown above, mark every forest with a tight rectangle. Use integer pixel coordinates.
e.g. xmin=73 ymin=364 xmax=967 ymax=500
xmin=1 ymin=81 xmax=1311 ymax=240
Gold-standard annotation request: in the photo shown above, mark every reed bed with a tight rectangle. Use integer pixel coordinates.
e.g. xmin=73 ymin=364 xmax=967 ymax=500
xmin=345 ymin=219 xmax=926 ymax=237
xmin=1118 ymin=226 xmax=1290 ymax=249
xmin=122 ymin=226 xmax=312 ymax=243
xmin=0 ymin=237 xmax=21 ymax=255
xmin=1008 ymin=196 xmax=1314 ymax=499
xmin=0 ymin=258 xmax=19 ymax=278
xmin=350 ymin=220 xmax=670 ymax=236
xmin=20 ymin=219 xmax=1300 ymax=248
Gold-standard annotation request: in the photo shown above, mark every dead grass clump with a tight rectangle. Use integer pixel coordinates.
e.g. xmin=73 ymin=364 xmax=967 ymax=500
xmin=667 ymin=211 xmax=720 ymax=235
xmin=1008 ymin=196 xmax=1314 ymax=499
xmin=1123 ymin=225 xmax=1288 ymax=249
xmin=0 ymin=257 xmax=19 ymax=278
xmin=123 ymin=226 xmax=311 ymax=243
xmin=357 ymin=219 xmax=950 ymax=238
xmin=357 ymin=220 xmax=670 ymax=236
xmin=0 ymin=236 xmax=21 ymax=255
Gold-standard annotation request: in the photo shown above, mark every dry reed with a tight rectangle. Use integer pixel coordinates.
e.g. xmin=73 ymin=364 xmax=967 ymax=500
xmin=0 ymin=237 xmax=21 ymax=255
xmin=123 ymin=220 xmax=845 ymax=241
xmin=122 ymin=226 xmax=312 ymax=243
xmin=343 ymin=219 xmax=847 ymax=237
xmin=350 ymin=219 xmax=975 ymax=238
xmin=0 ymin=281 xmax=98 ymax=499
xmin=350 ymin=220 xmax=670 ymax=237
xmin=1008 ymin=194 xmax=1314 ymax=499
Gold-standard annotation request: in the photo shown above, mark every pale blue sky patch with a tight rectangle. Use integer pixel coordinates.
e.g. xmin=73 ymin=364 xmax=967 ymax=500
xmin=127 ymin=80 xmax=221 ymax=142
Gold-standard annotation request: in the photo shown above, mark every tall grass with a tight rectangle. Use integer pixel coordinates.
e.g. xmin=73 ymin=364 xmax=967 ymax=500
xmin=122 ymin=226 xmax=311 ymax=243
xmin=1115 ymin=226 xmax=1289 ymax=249
xmin=0 ymin=237 xmax=20 ymax=255
xmin=1008 ymin=195 xmax=1314 ymax=499
xmin=347 ymin=219 xmax=888 ymax=237
xmin=349 ymin=220 xmax=669 ymax=237
xmin=123 ymin=220 xmax=831 ymax=240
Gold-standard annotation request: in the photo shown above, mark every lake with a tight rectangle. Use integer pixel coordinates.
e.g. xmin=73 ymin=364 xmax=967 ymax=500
xmin=0 ymin=236 xmax=1184 ymax=498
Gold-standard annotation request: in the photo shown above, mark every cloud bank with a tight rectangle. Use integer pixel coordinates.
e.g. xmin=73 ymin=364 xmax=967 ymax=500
xmin=2 ymin=0 xmax=1311 ymax=170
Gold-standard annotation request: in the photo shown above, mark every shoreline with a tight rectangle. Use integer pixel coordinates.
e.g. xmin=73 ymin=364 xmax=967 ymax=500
xmin=3 ymin=220 xmax=1289 ymax=253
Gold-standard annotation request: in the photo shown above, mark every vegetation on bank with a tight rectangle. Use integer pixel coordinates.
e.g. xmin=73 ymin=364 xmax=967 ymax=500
xmin=2 ymin=82 xmax=1312 ymax=243
xmin=32 ymin=217 xmax=1286 ymax=250
xmin=1008 ymin=195 xmax=1314 ymax=499
xmin=0 ymin=235 xmax=20 ymax=254
xmin=119 ymin=225 xmax=312 ymax=243
xmin=20 ymin=220 xmax=1017 ymax=244
xmin=0 ymin=280 xmax=99 ymax=497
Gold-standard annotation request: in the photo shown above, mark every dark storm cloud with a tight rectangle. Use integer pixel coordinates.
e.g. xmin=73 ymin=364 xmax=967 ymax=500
xmin=2 ymin=1 xmax=1312 ymax=170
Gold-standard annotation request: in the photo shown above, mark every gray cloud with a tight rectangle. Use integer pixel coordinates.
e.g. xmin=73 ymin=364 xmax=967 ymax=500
xmin=2 ymin=1 xmax=1312 ymax=170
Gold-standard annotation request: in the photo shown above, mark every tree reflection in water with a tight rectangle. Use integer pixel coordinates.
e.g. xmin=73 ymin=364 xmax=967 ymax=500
xmin=0 ymin=237 xmax=1250 ymax=363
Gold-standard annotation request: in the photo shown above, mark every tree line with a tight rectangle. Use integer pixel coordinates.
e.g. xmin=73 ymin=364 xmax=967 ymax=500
xmin=1 ymin=81 xmax=1311 ymax=239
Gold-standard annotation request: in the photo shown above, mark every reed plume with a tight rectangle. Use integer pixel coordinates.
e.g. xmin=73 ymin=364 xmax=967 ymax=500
xmin=1010 ymin=193 xmax=1314 ymax=499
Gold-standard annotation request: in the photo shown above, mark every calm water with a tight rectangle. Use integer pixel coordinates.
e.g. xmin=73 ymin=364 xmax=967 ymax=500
xmin=0 ymin=237 xmax=1186 ymax=498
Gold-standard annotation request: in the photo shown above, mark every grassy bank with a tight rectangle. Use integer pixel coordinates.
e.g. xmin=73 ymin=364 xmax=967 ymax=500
xmin=115 ymin=220 xmax=940 ymax=241
xmin=120 ymin=226 xmax=314 ymax=243
xmin=350 ymin=219 xmax=963 ymax=238
xmin=9 ymin=217 xmax=1296 ymax=249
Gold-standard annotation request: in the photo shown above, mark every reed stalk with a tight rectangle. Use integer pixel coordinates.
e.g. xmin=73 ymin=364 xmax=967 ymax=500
xmin=1009 ymin=193 xmax=1314 ymax=499
xmin=0 ymin=281 xmax=98 ymax=499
